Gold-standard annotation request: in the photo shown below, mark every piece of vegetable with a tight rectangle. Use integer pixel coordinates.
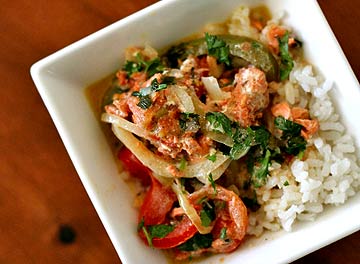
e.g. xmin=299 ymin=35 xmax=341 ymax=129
xmin=201 ymin=76 xmax=231 ymax=100
xmin=179 ymin=113 xmax=200 ymax=132
xmin=148 ymin=224 xmax=175 ymax=239
xmin=139 ymin=175 xmax=177 ymax=226
xmin=206 ymin=154 xmax=217 ymax=162
xmin=206 ymin=112 xmax=233 ymax=136
xmin=177 ymin=233 xmax=213 ymax=251
xmin=207 ymin=173 xmax=217 ymax=194
xmin=250 ymin=149 xmax=271 ymax=187
xmin=162 ymin=34 xmax=279 ymax=81
xmin=274 ymin=116 xmax=307 ymax=155
xmin=132 ymin=78 xmax=168 ymax=109
xmin=150 ymin=217 xmax=198 ymax=249
xmin=278 ymin=32 xmax=294 ymax=81
xmin=101 ymin=113 xmax=149 ymax=139
xmin=172 ymin=180 xmax=213 ymax=235
xmin=205 ymin=33 xmax=231 ymax=66
xmin=117 ymin=146 xmax=151 ymax=186
xmin=137 ymin=176 xmax=198 ymax=249
xmin=124 ymin=53 xmax=165 ymax=77
xmin=219 ymin=227 xmax=227 ymax=241
xmin=200 ymin=201 xmax=216 ymax=227
xmin=187 ymin=185 xmax=248 ymax=253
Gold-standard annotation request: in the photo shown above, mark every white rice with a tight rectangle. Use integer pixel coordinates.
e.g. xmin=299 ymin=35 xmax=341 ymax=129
xmin=247 ymin=61 xmax=360 ymax=235
xmin=224 ymin=7 xmax=360 ymax=235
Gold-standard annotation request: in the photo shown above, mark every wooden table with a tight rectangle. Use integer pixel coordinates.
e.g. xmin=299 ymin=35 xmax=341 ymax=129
xmin=1 ymin=0 xmax=359 ymax=263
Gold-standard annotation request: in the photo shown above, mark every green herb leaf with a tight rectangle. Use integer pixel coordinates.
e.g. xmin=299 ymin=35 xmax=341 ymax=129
xmin=123 ymin=60 xmax=142 ymax=76
xmin=274 ymin=116 xmax=307 ymax=155
xmin=278 ymin=32 xmax=294 ymax=81
xmin=177 ymin=233 xmax=213 ymax=251
xmin=206 ymin=154 xmax=217 ymax=162
xmin=179 ymin=113 xmax=200 ymax=131
xmin=200 ymin=202 xmax=215 ymax=227
xmin=148 ymin=224 xmax=174 ymax=239
xmin=285 ymin=135 xmax=306 ymax=155
xmin=137 ymin=95 xmax=152 ymax=109
xmin=208 ymin=173 xmax=217 ymax=194
xmin=274 ymin=116 xmax=302 ymax=137
xmin=134 ymin=53 xmax=165 ymax=77
xmin=178 ymin=157 xmax=187 ymax=171
xmin=220 ymin=227 xmax=227 ymax=241
xmin=150 ymin=78 xmax=167 ymax=92
xmin=131 ymin=79 xmax=169 ymax=110
xmin=230 ymin=127 xmax=254 ymax=160
xmin=145 ymin=58 xmax=165 ymax=77
xmin=284 ymin=180 xmax=289 ymax=186
xmin=253 ymin=126 xmax=271 ymax=148
xmin=137 ymin=218 xmax=145 ymax=231
xmin=251 ymin=149 xmax=271 ymax=188
xmin=205 ymin=33 xmax=231 ymax=66
xmin=205 ymin=112 xmax=232 ymax=136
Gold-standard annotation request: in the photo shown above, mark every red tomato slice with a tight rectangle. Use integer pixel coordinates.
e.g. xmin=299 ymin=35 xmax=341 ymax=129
xmin=117 ymin=147 xmax=151 ymax=186
xmin=139 ymin=175 xmax=177 ymax=225
xmin=138 ymin=176 xmax=197 ymax=249
xmin=151 ymin=216 xmax=198 ymax=249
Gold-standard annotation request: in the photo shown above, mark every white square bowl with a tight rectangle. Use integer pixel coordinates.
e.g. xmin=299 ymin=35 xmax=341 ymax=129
xmin=31 ymin=0 xmax=360 ymax=263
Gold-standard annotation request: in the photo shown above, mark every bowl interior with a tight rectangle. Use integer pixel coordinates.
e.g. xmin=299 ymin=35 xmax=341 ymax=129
xmin=31 ymin=0 xmax=360 ymax=263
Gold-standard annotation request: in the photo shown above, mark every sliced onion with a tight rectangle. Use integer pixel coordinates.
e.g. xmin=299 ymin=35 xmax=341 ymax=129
xmin=197 ymin=159 xmax=232 ymax=185
xmin=168 ymin=85 xmax=195 ymax=113
xmin=172 ymin=179 xmax=213 ymax=234
xmin=205 ymin=131 xmax=234 ymax=147
xmin=183 ymin=152 xmax=230 ymax=180
xmin=101 ymin=113 xmax=149 ymax=139
xmin=111 ymin=125 xmax=174 ymax=177
xmin=111 ymin=125 xmax=226 ymax=179
xmin=201 ymin=76 xmax=230 ymax=101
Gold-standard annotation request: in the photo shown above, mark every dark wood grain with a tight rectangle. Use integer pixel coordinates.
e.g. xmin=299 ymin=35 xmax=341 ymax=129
xmin=0 ymin=0 xmax=358 ymax=263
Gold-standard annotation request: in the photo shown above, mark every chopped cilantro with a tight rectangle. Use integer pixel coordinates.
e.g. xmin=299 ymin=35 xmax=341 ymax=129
xmin=145 ymin=58 xmax=165 ymax=77
xmin=278 ymin=32 xmax=294 ymax=81
xmin=137 ymin=219 xmax=153 ymax=247
xmin=253 ymin=126 xmax=271 ymax=149
xmin=230 ymin=127 xmax=254 ymax=160
xmin=205 ymin=112 xmax=232 ymax=136
xmin=178 ymin=157 xmax=187 ymax=171
xmin=205 ymin=33 xmax=231 ymax=66
xmin=286 ymin=135 xmax=306 ymax=155
xmin=131 ymin=79 xmax=169 ymax=109
xmin=220 ymin=227 xmax=227 ymax=241
xmin=206 ymin=154 xmax=217 ymax=162
xmin=208 ymin=173 xmax=217 ymax=194
xmin=200 ymin=201 xmax=215 ymax=227
xmin=284 ymin=180 xmax=289 ymax=186
xmin=123 ymin=60 xmax=142 ymax=76
xmin=150 ymin=78 xmax=167 ymax=92
xmin=137 ymin=218 xmax=145 ymax=231
xmin=123 ymin=53 xmax=165 ymax=78
xmin=274 ymin=116 xmax=302 ymax=137
xmin=179 ymin=113 xmax=200 ymax=131
xmin=132 ymin=92 xmax=152 ymax=109
xmin=177 ymin=233 xmax=213 ymax=251
xmin=148 ymin=224 xmax=174 ymax=239
xmin=274 ymin=116 xmax=307 ymax=155
xmin=251 ymin=149 xmax=271 ymax=188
